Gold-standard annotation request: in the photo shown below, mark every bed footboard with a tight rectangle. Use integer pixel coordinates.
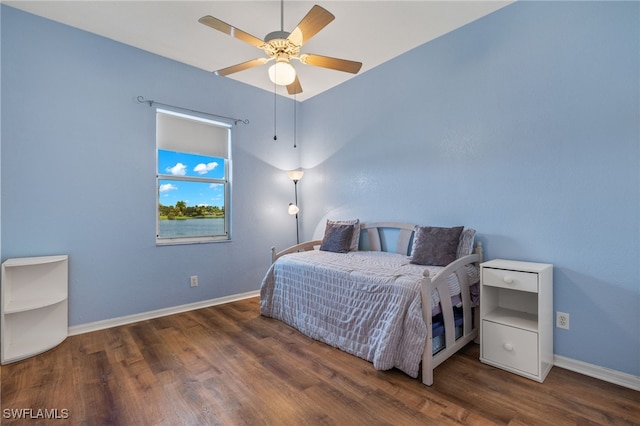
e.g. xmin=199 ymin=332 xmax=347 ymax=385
xmin=420 ymin=244 xmax=483 ymax=386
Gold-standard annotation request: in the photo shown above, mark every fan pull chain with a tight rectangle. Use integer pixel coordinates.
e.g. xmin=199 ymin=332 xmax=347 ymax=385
xmin=293 ymin=93 xmax=297 ymax=148
xmin=273 ymin=82 xmax=278 ymax=141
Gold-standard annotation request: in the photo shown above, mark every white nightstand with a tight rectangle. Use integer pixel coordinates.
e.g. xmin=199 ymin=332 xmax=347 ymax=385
xmin=480 ymin=259 xmax=553 ymax=382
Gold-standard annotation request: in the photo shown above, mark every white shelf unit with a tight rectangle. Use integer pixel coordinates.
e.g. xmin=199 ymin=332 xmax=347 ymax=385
xmin=1 ymin=255 xmax=68 ymax=364
xmin=480 ymin=259 xmax=553 ymax=383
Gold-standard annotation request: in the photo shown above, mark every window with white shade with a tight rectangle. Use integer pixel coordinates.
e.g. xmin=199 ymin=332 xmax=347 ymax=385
xmin=156 ymin=109 xmax=231 ymax=244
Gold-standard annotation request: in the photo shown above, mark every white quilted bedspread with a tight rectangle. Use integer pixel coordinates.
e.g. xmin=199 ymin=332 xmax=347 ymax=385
xmin=259 ymin=250 xmax=478 ymax=378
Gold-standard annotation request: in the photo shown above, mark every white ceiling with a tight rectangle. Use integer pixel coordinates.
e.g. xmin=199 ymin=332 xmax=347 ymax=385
xmin=4 ymin=1 xmax=513 ymax=101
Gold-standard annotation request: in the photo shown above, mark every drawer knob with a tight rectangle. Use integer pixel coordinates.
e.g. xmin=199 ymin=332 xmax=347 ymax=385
xmin=503 ymin=343 xmax=514 ymax=352
xmin=503 ymin=275 xmax=514 ymax=284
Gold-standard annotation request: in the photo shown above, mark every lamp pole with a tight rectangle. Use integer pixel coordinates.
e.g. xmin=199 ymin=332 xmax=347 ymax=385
xmin=287 ymin=170 xmax=304 ymax=245
xmin=293 ymin=179 xmax=300 ymax=244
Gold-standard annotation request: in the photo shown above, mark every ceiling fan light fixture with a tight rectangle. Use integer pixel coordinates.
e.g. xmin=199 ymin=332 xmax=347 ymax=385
xmin=268 ymin=60 xmax=296 ymax=86
xmin=200 ymin=4 xmax=361 ymax=95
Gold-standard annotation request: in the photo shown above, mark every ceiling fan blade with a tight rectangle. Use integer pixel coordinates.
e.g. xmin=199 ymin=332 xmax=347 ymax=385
xmin=300 ymin=54 xmax=362 ymax=74
xmin=215 ymin=58 xmax=269 ymax=76
xmin=199 ymin=15 xmax=264 ymax=47
xmin=287 ymin=76 xmax=303 ymax=95
xmin=287 ymin=5 xmax=335 ymax=47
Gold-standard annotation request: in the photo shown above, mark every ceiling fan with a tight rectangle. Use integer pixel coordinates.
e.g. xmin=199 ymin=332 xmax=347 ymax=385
xmin=198 ymin=3 xmax=362 ymax=95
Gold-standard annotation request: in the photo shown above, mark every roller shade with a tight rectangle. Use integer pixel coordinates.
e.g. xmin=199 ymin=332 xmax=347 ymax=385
xmin=157 ymin=109 xmax=230 ymax=158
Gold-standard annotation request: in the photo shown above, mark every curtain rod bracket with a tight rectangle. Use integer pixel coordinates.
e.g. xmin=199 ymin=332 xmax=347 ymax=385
xmin=136 ymin=96 xmax=249 ymax=125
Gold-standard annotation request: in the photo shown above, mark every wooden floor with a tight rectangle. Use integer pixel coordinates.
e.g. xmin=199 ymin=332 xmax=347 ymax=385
xmin=1 ymin=297 xmax=638 ymax=425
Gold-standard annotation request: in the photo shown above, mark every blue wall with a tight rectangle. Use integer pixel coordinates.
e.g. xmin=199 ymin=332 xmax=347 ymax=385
xmin=299 ymin=1 xmax=639 ymax=376
xmin=2 ymin=2 xmax=638 ymax=377
xmin=1 ymin=6 xmax=301 ymax=325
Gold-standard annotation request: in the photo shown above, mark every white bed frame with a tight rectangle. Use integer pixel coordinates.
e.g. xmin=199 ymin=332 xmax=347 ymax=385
xmin=270 ymin=222 xmax=483 ymax=386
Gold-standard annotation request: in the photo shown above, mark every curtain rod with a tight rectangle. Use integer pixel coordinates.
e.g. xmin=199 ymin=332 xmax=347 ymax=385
xmin=136 ymin=96 xmax=249 ymax=125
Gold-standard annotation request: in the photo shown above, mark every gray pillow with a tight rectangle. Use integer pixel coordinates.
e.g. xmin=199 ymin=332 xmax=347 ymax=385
xmin=327 ymin=219 xmax=360 ymax=251
xmin=320 ymin=223 xmax=355 ymax=253
xmin=410 ymin=226 xmax=464 ymax=266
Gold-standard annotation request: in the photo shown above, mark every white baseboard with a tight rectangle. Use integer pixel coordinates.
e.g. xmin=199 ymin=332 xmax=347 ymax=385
xmin=554 ymin=354 xmax=640 ymax=391
xmin=68 ymin=290 xmax=260 ymax=336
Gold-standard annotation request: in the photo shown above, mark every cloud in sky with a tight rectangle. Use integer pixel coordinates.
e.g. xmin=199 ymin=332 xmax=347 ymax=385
xmin=166 ymin=163 xmax=187 ymax=176
xmin=194 ymin=162 xmax=219 ymax=175
xmin=159 ymin=183 xmax=178 ymax=192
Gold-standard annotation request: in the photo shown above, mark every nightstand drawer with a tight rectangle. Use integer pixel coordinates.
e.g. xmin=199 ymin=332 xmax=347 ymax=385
xmin=482 ymin=268 xmax=538 ymax=293
xmin=482 ymin=320 xmax=538 ymax=376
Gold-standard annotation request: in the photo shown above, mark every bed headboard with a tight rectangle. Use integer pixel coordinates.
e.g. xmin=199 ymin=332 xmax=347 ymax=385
xmin=359 ymin=222 xmax=481 ymax=262
xmin=359 ymin=222 xmax=416 ymax=255
xmin=272 ymin=221 xmax=481 ymax=263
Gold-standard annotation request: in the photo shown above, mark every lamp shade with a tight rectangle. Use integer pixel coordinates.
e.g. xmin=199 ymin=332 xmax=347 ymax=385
xmin=288 ymin=203 xmax=300 ymax=215
xmin=268 ymin=61 xmax=296 ymax=86
xmin=287 ymin=170 xmax=304 ymax=182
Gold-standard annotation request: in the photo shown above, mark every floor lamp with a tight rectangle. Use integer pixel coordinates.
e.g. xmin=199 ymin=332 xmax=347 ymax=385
xmin=287 ymin=170 xmax=304 ymax=244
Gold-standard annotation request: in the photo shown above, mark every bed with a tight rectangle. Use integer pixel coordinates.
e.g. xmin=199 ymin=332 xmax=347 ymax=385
xmin=260 ymin=221 xmax=483 ymax=386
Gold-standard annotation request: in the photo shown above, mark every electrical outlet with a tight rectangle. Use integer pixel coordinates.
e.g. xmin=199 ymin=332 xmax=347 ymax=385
xmin=556 ymin=312 xmax=570 ymax=330
xmin=190 ymin=275 xmax=198 ymax=287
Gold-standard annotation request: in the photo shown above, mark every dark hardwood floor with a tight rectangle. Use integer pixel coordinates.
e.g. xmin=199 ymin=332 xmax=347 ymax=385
xmin=1 ymin=297 xmax=638 ymax=425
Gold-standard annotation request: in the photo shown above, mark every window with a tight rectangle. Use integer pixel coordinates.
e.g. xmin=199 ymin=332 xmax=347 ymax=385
xmin=156 ymin=109 xmax=231 ymax=244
